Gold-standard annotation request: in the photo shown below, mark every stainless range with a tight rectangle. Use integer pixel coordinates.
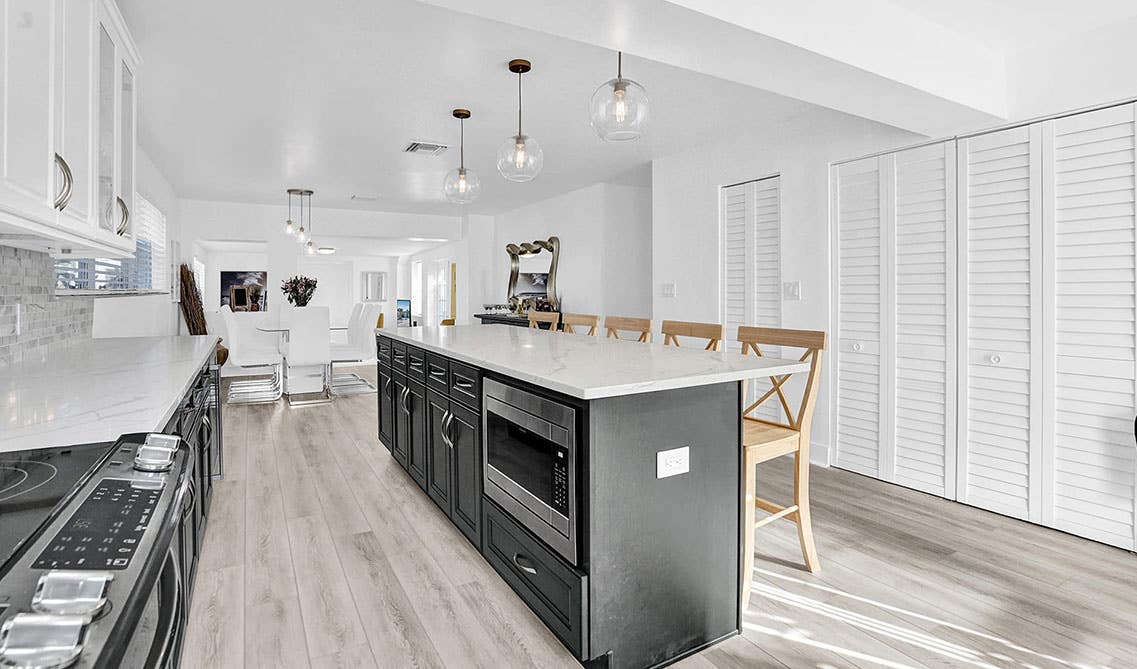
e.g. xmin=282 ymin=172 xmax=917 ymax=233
xmin=0 ymin=433 xmax=201 ymax=668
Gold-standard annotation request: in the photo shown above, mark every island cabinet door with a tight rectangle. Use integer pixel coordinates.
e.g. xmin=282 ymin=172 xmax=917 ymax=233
xmin=406 ymin=379 xmax=429 ymax=491
xmin=377 ymin=364 xmax=395 ymax=452
xmin=392 ymin=374 xmax=410 ymax=470
xmin=448 ymin=402 xmax=482 ymax=547
xmin=425 ymin=389 xmax=452 ymax=514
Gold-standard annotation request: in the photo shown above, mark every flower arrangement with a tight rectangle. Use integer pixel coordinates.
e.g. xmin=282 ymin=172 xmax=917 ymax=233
xmin=281 ymin=275 xmax=317 ymax=307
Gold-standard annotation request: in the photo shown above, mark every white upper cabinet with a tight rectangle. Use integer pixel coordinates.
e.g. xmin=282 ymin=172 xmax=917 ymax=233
xmin=0 ymin=0 xmax=138 ymax=257
xmin=0 ymin=1 xmax=55 ymax=224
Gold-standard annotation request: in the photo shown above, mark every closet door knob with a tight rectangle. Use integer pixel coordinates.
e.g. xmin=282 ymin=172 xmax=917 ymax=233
xmin=989 ymin=354 xmax=1002 ymax=365
xmin=851 ymin=342 xmax=863 ymax=352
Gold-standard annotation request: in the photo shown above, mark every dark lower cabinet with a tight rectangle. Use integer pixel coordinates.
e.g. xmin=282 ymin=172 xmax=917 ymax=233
xmin=405 ymin=379 xmax=428 ymax=491
xmin=392 ymin=373 xmax=410 ymax=469
xmin=449 ymin=402 xmax=481 ymax=546
xmin=425 ymin=389 xmax=452 ymax=512
xmin=377 ymin=363 xmax=395 ymax=452
xmin=424 ymin=389 xmax=483 ymax=547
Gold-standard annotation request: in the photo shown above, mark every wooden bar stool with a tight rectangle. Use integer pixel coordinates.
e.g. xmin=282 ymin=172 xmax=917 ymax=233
xmin=660 ymin=320 xmax=724 ymax=351
xmin=737 ymin=326 xmax=826 ymax=606
xmin=527 ymin=311 xmax=561 ymax=331
xmin=440 ymin=318 xmax=455 ymax=326
xmin=604 ymin=316 xmax=652 ymax=343
xmin=561 ymin=313 xmax=600 ymax=336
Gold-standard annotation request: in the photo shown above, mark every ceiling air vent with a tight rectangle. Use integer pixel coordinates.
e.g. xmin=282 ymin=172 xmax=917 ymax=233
xmin=403 ymin=141 xmax=449 ymax=156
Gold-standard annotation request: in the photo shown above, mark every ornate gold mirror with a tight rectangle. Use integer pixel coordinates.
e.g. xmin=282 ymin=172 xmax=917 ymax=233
xmin=506 ymin=236 xmax=560 ymax=311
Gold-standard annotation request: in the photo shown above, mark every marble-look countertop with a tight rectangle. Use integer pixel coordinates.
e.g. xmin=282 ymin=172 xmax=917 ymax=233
xmin=378 ymin=325 xmax=811 ymax=399
xmin=1 ymin=336 xmax=219 ymax=453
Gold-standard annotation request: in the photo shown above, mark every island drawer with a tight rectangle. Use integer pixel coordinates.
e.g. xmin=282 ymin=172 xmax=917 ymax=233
xmin=377 ymin=336 xmax=392 ymax=364
xmin=448 ymin=361 xmax=481 ymax=409
xmin=391 ymin=341 xmax=408 ymax=372
xmin=483 ymin=499 xmax=587 ymax=658
xmin=407 ymin=346 xmax=427 ymax=381
xmin=425 ymin=352 xmax=449 ymax=392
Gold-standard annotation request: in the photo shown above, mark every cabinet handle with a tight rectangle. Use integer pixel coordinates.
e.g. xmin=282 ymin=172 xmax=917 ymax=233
xmin=400 ymin=387 xmax=411 ymax=414
xmin=454 ymin=377 xmax=474 ymax=390
xmin=429 ymin=366 xmax=446 ymax=378
xmin=53 ymin=154 xmax=74 ymax=211
xmin=447 ymin=413 xmax=460 ymax=447
xmin=409 ymin=359 xmax=424 ymax=368
xmin=383 ymin=377 xmax=393 ymax=396
xmin=512 ymin=553 xmax=538 ymax=576
xmin=202 ymin=414 xmax=213 ymax=446
xmin=440 ymin=411 xmax=454 ymax=449
xmin=115 ymin=196 xmax=130 ymax=236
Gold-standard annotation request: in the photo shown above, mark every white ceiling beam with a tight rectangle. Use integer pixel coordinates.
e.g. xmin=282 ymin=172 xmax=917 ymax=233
xmin=416 ymin=0 xmax=1008 ymax=136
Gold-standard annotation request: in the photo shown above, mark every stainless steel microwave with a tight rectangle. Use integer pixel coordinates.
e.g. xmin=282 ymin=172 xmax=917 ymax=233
xmin=482 ymin=378 xmax=578 ymax=564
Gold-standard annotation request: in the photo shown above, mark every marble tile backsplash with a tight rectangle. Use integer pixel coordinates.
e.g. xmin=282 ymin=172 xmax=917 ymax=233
xmin=0 ymin=246 xmax=94 ymax=367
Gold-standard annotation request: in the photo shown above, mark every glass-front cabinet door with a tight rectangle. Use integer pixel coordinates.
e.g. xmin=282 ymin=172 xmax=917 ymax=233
xmin=94 ymin=0 xmax=137 ymax=252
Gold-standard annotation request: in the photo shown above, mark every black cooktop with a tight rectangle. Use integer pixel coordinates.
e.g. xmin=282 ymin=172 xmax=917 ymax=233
xmin=0 ymin=442 xmax=116 ymax=571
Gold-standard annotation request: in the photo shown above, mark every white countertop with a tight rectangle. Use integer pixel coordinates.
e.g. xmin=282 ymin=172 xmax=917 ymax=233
xmin=378 ymin=325 xmax=811 ymax=399
xmin=1 ymin=336 xmax=219 ymax=453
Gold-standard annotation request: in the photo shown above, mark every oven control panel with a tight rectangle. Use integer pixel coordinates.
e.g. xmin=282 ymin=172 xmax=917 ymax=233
xmin=32 ymin=478 xmax=162 ymax=571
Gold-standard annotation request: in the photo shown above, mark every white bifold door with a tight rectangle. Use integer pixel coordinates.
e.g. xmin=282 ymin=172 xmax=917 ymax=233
xmin=833 ymin=142 xmax=957 ymax=497
xmin=834 ymin=103 xmax=1137 ymax=550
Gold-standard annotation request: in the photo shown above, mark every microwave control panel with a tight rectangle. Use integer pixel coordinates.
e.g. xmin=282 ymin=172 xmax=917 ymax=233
xmin=552 ymin=451 xmax=569 ymax=515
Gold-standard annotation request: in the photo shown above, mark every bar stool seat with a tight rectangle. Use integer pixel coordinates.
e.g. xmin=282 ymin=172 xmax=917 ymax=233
xmin=743 ymin=420 xmax=799 ymax=460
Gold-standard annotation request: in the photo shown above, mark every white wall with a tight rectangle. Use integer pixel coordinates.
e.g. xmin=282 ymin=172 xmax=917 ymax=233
xmin=652 ymin=109 xmax=919 ymax=461
xmin=491 ymin=183 xmax=653 ymax=318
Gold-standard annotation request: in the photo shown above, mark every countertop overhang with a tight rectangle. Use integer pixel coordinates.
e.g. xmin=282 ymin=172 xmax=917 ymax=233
xmin=377 ymin=325 xmax=811 ymax=399
xmin=1 ymin=335 xmax=219 ymax=453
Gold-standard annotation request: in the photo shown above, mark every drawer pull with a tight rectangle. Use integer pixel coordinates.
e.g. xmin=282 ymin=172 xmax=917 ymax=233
xmin=409 ymin=359 xmax=424 ymax=368
xmin=429 ymin=366 xmax=446 ymax=377
xmin=454 ymin=378 xmax=474 ymax=390
xmin=512 ymin=553 xmax=538 ymax=576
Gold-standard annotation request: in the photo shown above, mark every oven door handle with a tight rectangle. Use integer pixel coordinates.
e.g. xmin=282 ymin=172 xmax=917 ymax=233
xmin=153 ymin=546 xmax=184 ymax=668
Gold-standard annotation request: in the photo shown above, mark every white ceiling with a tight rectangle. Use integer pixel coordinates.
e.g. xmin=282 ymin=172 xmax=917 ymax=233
xmin=119 ymin=0 xmax=820 ymax=216
xmin=894 ymin=0 xmax=1137 ymax=51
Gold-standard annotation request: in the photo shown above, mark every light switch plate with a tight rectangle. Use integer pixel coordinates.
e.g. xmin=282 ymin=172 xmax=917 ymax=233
xmin=660 ymin=282 xmax=677 ymax=298
xmin=657 ymin=446 xmax=690 ymax=479
xmin=782 ymin=281 xmax=802 ymax=301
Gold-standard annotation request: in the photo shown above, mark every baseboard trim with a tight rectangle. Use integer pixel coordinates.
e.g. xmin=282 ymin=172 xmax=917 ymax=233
xmin=810 ymin=440 xmax=830 ymax=467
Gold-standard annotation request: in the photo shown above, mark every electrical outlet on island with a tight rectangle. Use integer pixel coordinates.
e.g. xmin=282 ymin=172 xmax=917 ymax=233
xmin=656 ymin=446 xmax=690 ymax=479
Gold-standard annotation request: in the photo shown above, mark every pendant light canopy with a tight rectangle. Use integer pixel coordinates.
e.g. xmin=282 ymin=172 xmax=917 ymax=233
xmin=444 ymin=109 xmax=481 ymax=204
xmin=497 ymin=59 xmax=543 ymax=182
xmin=589 ymin=51 xmax=648 ymax=142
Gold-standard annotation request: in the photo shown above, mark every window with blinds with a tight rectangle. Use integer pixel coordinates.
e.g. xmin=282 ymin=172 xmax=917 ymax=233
xmin=54 ymin=195 xmax=169 ymax=292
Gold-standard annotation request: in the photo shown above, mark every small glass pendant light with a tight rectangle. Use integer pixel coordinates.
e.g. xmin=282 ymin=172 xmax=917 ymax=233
xmin=284 ymin=188 xmax=298 ymax=235
xmin=497 ymin=59 xmax=544 ymax=182
xmin=444 ymin=109 xmax=481 ymax=204
xmin=296 ymin=189 xmax=313 ymax=244
xmin=590 ymin=51 xmax=648 ymax=142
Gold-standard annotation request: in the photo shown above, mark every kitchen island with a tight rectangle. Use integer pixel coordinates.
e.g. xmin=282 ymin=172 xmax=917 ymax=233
xmin=376 ymin=325 xmax=809 ymax=668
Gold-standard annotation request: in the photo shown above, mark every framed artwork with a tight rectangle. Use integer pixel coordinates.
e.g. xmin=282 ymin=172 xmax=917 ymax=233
xmin=220 ymin=271 xmax=268 ymax=311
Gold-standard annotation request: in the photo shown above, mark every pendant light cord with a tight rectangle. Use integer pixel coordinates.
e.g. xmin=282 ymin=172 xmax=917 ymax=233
xmin=618 ymin=51 xmax=622 ymax=80
xmin=517 ymin=71 xmax=523 ymax=137
xmin=460 ymin=118 xmax=465 ymax=169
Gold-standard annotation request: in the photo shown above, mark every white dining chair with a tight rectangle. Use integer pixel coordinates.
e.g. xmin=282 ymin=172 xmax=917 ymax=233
xmin=222 ymin=307 xmax=283 ymax=404
xmin=330 ymin=303 xmax=382 ymax=395
xmin=283 ymin=306 xmax=333 ymax=405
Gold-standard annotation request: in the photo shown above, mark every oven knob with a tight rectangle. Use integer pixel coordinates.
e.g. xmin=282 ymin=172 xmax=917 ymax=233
xmin=133 ymin=433 xmax=180 ymax=472
xmin=32 ymin=571 xmax=114 ymax=618
xmin=0 ymin=613 xmax=88 ymax=669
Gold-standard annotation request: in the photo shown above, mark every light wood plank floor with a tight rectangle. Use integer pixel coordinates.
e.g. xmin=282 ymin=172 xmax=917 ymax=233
xmin=184 ymin=370 xmax=1136 ymax=668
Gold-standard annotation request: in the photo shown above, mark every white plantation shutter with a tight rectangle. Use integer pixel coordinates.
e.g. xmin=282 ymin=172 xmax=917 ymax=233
xmin=721 ymin=184 xmax=751 ymax=334
xmin=958 ymin=125 xmax=1042 ymax=521
xmin=894 ymin=143 xmax=956 ymax=497
xmin=753 ymin=178 xmax=781 ymax=333
xmin=1044 ymin=104 xmax=1136 ymax=549
xmin=834 ymin=157 xmax=884 ymax=477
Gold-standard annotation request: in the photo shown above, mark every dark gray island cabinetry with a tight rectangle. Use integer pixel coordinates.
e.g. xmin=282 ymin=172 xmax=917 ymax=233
xmin=376 ymin=325 xmax=808 ymax=669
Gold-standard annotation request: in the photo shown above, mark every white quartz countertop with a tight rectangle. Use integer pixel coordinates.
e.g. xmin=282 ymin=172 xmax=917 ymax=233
xmin=377 ymin=325 xmax=811 ymax=399
xmin=1 ymin=336 xmax=219 ymax=453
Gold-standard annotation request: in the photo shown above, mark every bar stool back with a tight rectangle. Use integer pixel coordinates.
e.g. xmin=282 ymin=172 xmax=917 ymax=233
xmin=527 ymin=311 xmax=561 ymax=330
xmin=561 ymin=313 xmax=600 ymax=336
xmin=604 ymin=316 xmax=652 ymax=343
xmin=661 ymin=320 xmax=724 ymax=351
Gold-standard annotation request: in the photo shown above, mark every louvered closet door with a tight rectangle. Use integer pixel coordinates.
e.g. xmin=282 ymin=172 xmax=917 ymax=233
xmin=834 ymin=157 xmax=885 ymax=477
xmin=957 ymin=125 xmax=1042 ymax=521
xmin=1044 ymin=104 xmax=1137 ymax=550
xmin=893 ymin=143 xmax=957 ymax=497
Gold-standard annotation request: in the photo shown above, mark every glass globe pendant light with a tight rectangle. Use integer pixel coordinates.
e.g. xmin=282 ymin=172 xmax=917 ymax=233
xmin=284 ymin=188 xmax=300 ymax=235
xmin=295 ymin=189 xmax=313 ymax=246
xmin=589 ymin=51 xmax=649 ymax=142
xmin=443 ymin=109 xmax=481 ymax=204
xmin=497 ymin=59 xmax=543 ymax=182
